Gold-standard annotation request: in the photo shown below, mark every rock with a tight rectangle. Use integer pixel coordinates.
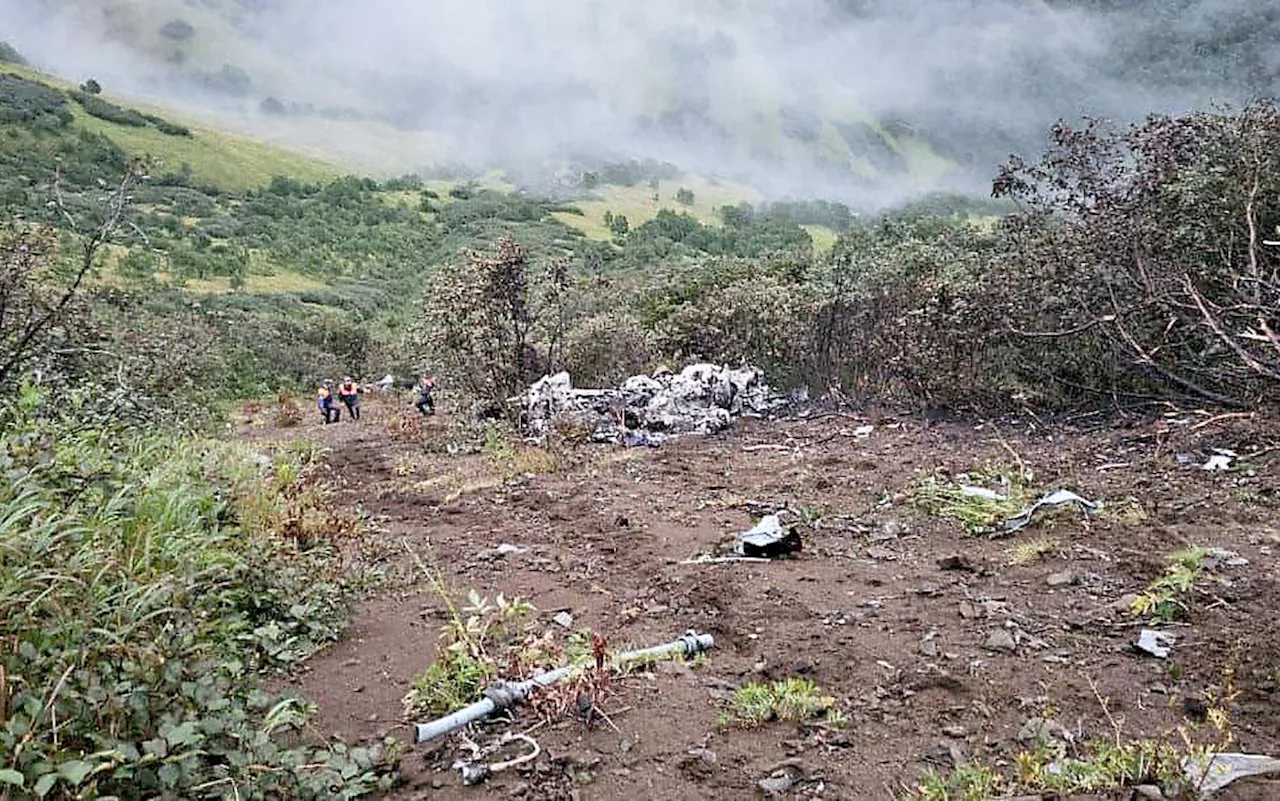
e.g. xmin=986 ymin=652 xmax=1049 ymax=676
xmin=941 ymin=724 xmax=967 ymax=738
xmin=958 ymin=601 xmax=982 ymax=619
xmin=1046 ymin=570 xmax=1076 ymax=588
xmin=677 ymin=748 xmax=718 ymax=780
xmin=1134 ymin=785 xmax=1165 ymax=799
xmin=757 ymin=775 xmax=797 ymax=796
xmin=866 ymin=546 xmax=897 ymax=560
xmin=937 ymin=554 xmax=975 ymax=572
xmin=553 ymin=611 xmax=574 ymax=629
xmin=917 ymin=583 xmax=940 ymax=597
xmin=1182 ymin=696 xmax=1209 ymax=722
xmin=881 ymin=519 xmax=908 ymax=538
xmin=479 ymin=543 xmax=527 ymax=559
xmin=919 ymin=638 xmax=939 ymax=658
xmin=1113 ymin=593 xmax=1142 ymax=612
xmin=1017 ymin=716 xmax=1073 ymax=746
xmin=983 ymin=629 xmax=1017 ymax=652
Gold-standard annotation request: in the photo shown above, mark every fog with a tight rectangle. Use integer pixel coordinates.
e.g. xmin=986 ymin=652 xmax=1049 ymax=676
xmin=3 ymin=0 xmax=1275 ymax=206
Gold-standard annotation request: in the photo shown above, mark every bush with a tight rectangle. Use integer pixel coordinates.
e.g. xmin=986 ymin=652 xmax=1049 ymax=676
xmin=0 ymin=40 xmax=27 ymax=65
xmin=0 ymin=396 xmax=399 ymax=797
xmin=562 ymin=312 xmax=654 ymax=386
xmin=0 ymin=74 xmax=71 ymax=126
xmin=992 ymin=100 xmax=1280 ymax=407
xmin=70 ymin=91 xmax=150 ymax=127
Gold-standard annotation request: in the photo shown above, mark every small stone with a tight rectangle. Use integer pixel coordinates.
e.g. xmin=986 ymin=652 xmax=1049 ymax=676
xmin=941 ymin=724 xmax=967 ymax=738
xmin=919 ymin=638 xmax=939 ymax=658
xmin=958 ymin=601 xmax=982 ymax=619
xmin=938 ymin=554 xmax=975 ymax=572
xmin=881 ymin=519 xmax=908 ymax=538
xmin=983 ymin=629 xmax=1017 ymax=653
xmin=757 ymin=775 xmax=796 ymax=796
xmin=553 ymin=611 xmax=574 ymax=629
xmin=1113 ymin=593 xmax=1142 ymax=612
xmin=917 ymin=583 xmax=939 ymax=597
xmin=1134 ymin=785 xmax=1166 ymax=800
xmin=1046 ymin=570 xmax=1076 ymax=588
xmin=619 ymin=737 xmax=636 ymax=753
xmin=866 ymin=546 xmax=896 ymax=560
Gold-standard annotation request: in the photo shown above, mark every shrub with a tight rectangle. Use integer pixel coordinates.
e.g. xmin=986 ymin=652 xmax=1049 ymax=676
xmin=70 ymin=91 xmax=150 ymax=127
xmin=0 ymin=74 xmax=71 ymax=126
xmin=562 ymin=312 xmax=654 ymax=386
xmin=0 ymin=397 xmax=399 ymax=797
xmin=0 ymin=40 xmax=27 ymax=65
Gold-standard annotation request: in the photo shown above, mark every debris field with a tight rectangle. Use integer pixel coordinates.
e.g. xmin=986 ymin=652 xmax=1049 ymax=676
xmin=250 ymin=392 xmax=1280 ymax=801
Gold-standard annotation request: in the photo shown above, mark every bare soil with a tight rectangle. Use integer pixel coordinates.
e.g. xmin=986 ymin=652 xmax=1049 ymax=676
xmin=247 ymin=396 xmax=1280 ymax=801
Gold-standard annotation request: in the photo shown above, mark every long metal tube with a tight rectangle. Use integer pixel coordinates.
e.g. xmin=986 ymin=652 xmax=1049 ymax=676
xmin=413 ymin=631 xmax=715 ymax=743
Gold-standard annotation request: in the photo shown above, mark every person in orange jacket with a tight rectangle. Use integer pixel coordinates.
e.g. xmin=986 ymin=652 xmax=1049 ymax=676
xmin=317 ymin=379 xmax=339 ymax=424
xmin=337 ymin=376 xmax=361 ymax=421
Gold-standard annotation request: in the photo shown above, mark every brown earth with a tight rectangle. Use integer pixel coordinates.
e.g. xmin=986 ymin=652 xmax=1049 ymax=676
xmin=247 ymin=395 xmax=1280 ymax=801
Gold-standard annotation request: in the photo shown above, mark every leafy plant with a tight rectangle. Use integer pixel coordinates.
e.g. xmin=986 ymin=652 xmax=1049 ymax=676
xmin=402 ymin=561 xmax=538 ymax=718
xmin=719 ymin=678 xmax=838 ymax=728
xmin=910 ymin=464 xmax=1031 ymax=536
xmin=0 ymin=394 xmax=398 ymax=798
xmin=1132 ymin=547 xmax=1210 ymax=621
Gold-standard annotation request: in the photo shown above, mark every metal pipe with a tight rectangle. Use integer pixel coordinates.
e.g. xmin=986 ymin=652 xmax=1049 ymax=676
xmin=413 ymin=631 xmax=715 ymax=743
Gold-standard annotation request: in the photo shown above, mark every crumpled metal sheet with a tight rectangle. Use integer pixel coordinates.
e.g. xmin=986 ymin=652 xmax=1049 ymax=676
xmin=1184 ymin=752 xmax=1280 ymax=795
xmin=1002 ymin=489 xmax=1102 ymax=533
xmin=520 ymin=363 xmax=787 ymax=442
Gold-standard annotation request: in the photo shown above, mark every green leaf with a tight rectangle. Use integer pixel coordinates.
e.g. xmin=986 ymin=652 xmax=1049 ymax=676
xmin=161 ymin=720 xmax=199 ymax=747
xmin=158 ymin=763 xmax=181 ymax=787
xmin=0 ymin=769 xmax=24 ymax=787
xmin=33 ymin=772 xmax=57 ymax=797
xmin=58 ymin=760 xmax=94 ymax=785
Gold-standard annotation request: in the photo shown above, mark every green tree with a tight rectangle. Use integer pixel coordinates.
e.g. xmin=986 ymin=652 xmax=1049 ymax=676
xmin=676 ymin=187 xmax=695 ymax=206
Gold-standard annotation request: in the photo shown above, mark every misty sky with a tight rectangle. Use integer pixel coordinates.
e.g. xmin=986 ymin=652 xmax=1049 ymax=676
xmin=3 ymin=0 xmax=1275 ymax=204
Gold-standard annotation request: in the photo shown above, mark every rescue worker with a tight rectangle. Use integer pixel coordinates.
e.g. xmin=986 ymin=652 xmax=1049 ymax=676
xmin=414 ymin=372 xmax=436 ymax=416
xmin=317 ymin=379 xmax=339 ymax=424
xmin=337 ymin=376 xmax=361 ymax=421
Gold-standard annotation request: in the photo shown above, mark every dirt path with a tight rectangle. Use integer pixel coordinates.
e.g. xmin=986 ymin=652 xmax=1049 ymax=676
xmin=249 ymin=396 xmax=1280 ymax=800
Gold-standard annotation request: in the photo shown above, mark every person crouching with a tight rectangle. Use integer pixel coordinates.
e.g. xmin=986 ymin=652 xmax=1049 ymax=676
xmin=338 ymin=376 xmax=361 ymax=421
xmin=317 ymin=380 xmax=339 ymax=424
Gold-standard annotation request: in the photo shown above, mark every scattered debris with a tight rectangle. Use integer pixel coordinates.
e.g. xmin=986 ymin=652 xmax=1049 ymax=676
xmin=757 ymin=759 xmax=812 ymax=797
xmin=1184 ymin=752 xmax=1280 ymax=795
xmin=1136 ymin=629 xmax=1176 ymax=658
xmin=552 ymin=611 xmax=574 ymax=629
xmin=1202 ymin=450 xmax=1237 ymax=471
xmin=452 ymin=731 xmax=541 ymax=786
xmin=1002 ymin=489 xmax=1102 ymax=534
xmin=960 ymin=485 xmax=1008 ymax=502
xmin=734 ymin=515 xmax=803 ymax=559
xmin=853 ymin=424 xmax=875 ymax=439
xmin=478 ymin=543 xmax=527 ymax=560
xmin=519 ymin=363 xmax=787 ymax=443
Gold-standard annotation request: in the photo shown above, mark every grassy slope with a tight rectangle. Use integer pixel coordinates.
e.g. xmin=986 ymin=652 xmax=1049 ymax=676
xmin=555 ymin=176 xmax=763 ymax=241
xmin=1 ymin=62 xmax=341 ymax=191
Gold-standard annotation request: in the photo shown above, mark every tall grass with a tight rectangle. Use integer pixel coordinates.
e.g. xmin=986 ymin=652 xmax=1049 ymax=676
xmin=0 ymin=392 xmax=395 ymax=799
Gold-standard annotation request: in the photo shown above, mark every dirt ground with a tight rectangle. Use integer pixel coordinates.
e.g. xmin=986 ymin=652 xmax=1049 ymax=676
xmin=249 ymin=394 xmax=1280 ymax=800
